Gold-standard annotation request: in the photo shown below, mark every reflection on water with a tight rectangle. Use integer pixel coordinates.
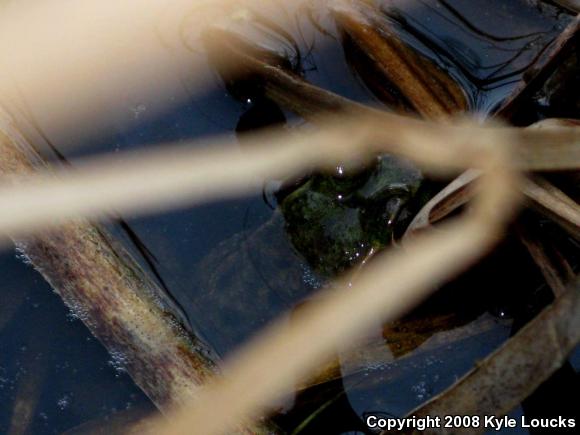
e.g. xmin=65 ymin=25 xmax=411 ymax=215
xmin=0 ymin=1 xmax=578 ymax=433
xmin=360 ymin=0 xmax=571 ymax=113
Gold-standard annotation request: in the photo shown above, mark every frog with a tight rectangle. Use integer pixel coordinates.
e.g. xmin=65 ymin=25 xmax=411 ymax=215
xmin=278 ymin=154 xmax=423 ymax=278
xmin=192 ymin=17 xmax=470 ymax=356
xmin=189 ymin=143 xmax=424 ymax=354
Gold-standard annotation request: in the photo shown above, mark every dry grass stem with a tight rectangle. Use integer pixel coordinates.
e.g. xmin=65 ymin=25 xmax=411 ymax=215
xmin=406 ymin=170 xmax=480 ymax=234
xmin=154 ymin=221 xmax=514 ymax=434
xmin=407 ymin=172 xmax=580 ymax=238
xmin=0 ymin=106 xmax=525 ymax=239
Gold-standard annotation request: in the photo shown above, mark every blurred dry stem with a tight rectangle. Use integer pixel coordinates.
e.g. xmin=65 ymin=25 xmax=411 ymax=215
xmin=0 ymin=110 xmax=524 ymax=238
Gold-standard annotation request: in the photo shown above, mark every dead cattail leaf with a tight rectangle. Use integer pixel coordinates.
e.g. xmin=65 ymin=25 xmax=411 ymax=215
xmin=389 ymin=276 xmax=580 ymax=435
xmin=331 ymin=0 xmax=468 ymax=118
xmin=405 ymin=169 xmax=480 ymax=235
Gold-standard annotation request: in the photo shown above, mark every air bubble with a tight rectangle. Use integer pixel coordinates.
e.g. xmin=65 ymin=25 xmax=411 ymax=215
xmin=57 ymin=394 xmax=71 ymax=410
xmin=108 ymin=350 xmax=129 ymax=377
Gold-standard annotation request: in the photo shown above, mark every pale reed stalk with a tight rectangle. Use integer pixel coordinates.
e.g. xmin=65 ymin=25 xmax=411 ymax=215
xmin=0 ymin=0 xmax=309 ymax=141
xmin=0 ymin=112 xmax=549 ymax=239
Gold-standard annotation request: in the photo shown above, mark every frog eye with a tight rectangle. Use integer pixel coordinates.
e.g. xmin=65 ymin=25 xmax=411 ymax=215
xmin=354 ymin=154 xmax=422 ymax=203
xmin=333 ymin=154 xmax=377 ymax=178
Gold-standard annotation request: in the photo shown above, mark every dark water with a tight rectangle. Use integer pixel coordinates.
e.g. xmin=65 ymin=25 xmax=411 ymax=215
xmin=1 ymin=1 xmax=579 ymax=434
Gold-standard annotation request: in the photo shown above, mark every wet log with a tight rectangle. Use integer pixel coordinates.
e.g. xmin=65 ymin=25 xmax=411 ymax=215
xmin=0 ymin=106 xmax=280 ymax=435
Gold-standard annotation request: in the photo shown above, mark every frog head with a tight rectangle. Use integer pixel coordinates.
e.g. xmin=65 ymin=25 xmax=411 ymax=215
xmin=279 ymin=154 xmax=423 ymax=278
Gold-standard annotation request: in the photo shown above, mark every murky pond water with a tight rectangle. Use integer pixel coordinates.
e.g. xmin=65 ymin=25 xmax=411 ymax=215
xmin=1 ymin=1 xmax=579 ymax=434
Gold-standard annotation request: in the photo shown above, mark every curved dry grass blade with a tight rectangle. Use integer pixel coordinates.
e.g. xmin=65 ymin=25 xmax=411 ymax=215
xmin=152 ymin=224 xmax=514 ymax=435
xmin=406 ymin=119 xmax=580 ymax=235
xmin=0 ymin=103 xmax=519 ymax=239
xmin=406 ymin=171 xmax=580 ymax=238
xmin=144 ymin=126 xmax=520 ymax=433
xmin=387 ymin=276 xmax=580 ymax=435
xmin=405 ymin=170 xmax=480 ymax=235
